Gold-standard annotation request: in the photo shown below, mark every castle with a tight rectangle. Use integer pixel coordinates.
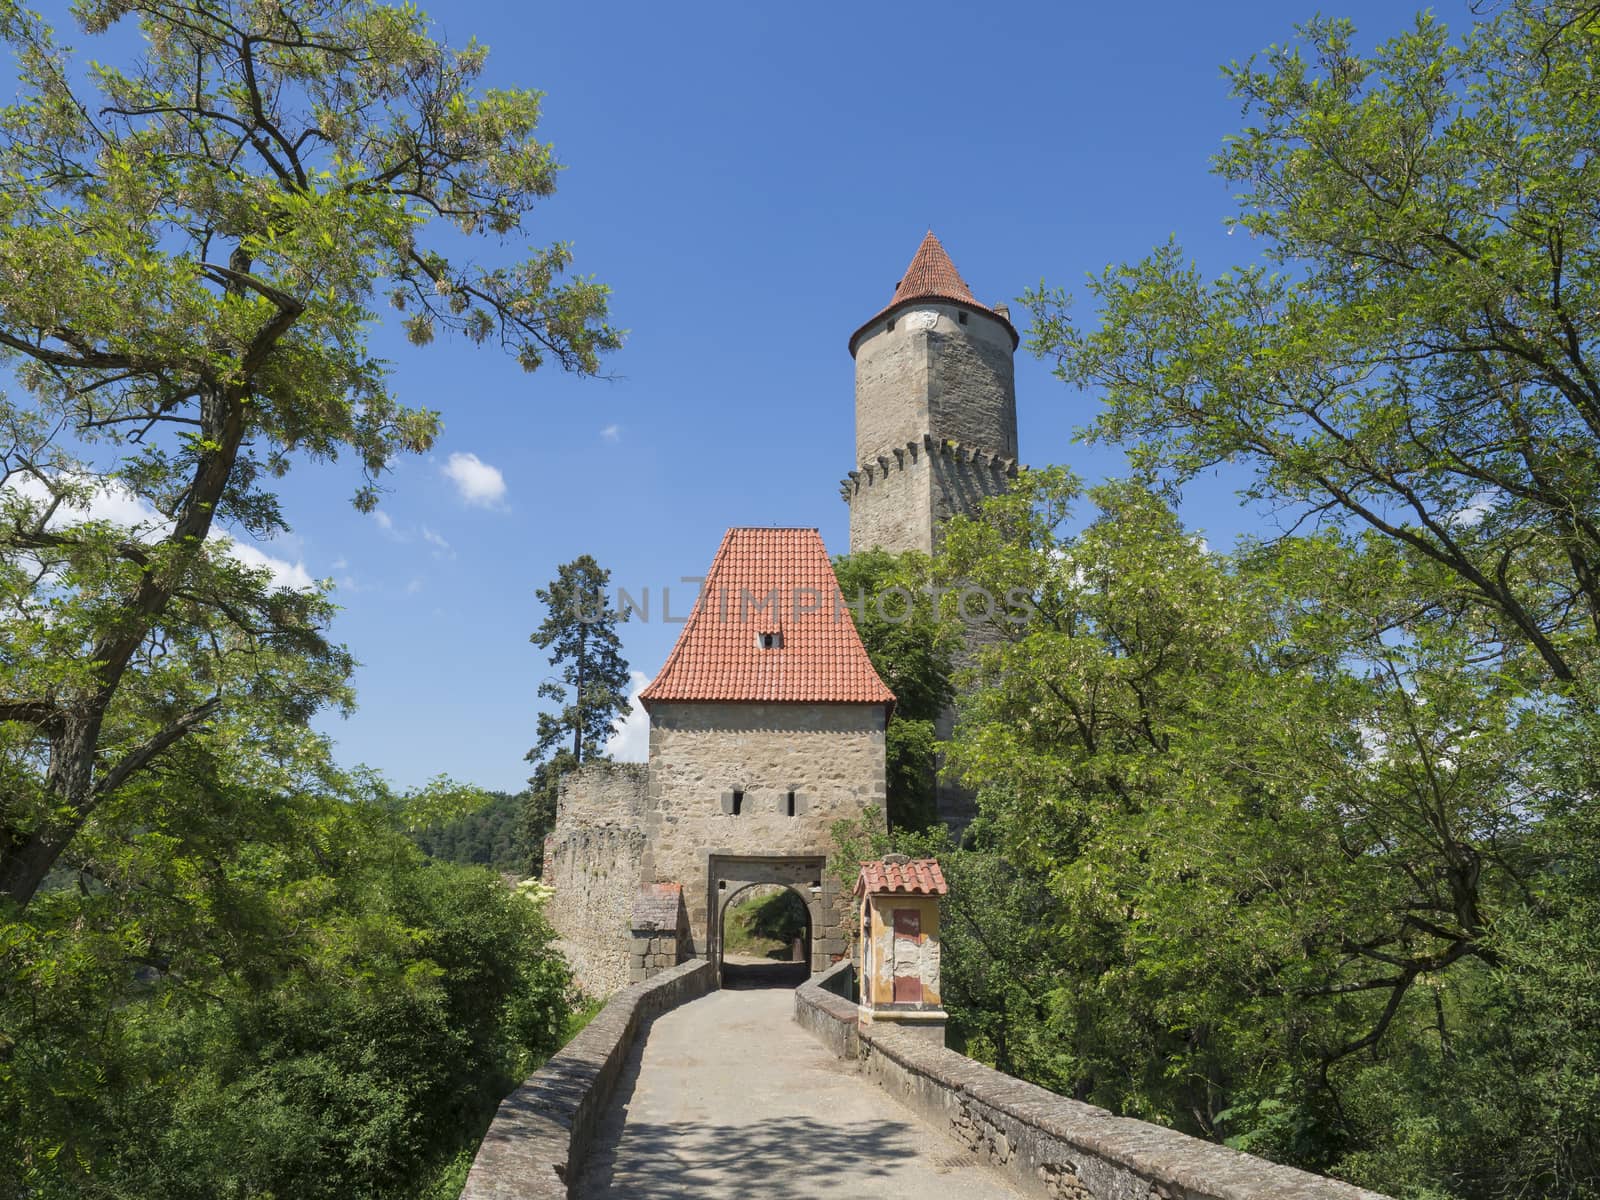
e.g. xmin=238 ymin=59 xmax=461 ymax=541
xmin=543 ymin=232 xmax=1021 ymax=993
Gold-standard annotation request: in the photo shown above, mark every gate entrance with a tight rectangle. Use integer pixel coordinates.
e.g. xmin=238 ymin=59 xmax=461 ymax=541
xmin=706 ymin=854 xmax=841 ymax=984
xmin=718 ymin=883 xmax=812 ymax=989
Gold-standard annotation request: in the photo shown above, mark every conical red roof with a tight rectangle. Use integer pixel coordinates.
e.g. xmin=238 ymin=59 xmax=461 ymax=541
xmin=638 ymin=528 xmax=896 ymax=709
xmin=849 ymin=231 xmax=1018 ymax=354
xmin=889 ymin=230 xmax=979 ymax=308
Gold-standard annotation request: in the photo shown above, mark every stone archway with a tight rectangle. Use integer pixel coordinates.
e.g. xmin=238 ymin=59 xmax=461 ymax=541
xmin=717 ymin=881 xmax=813 ymax=988
xmin=705 ymin=854 xmax=844 ymax=982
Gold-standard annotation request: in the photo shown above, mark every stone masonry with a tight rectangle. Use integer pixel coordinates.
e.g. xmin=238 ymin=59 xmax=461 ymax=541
xmin=844 ymin=233 xmax=1022 ymax=830
xmin=545 ymin=527 xmax=895 ymax=995
xmin=628 ymin=882 xmax=687 ymax=985
xmin=543 ymin=234 xmax=1019 ymax=989
xmin=638 ymin=700 xmax=886 ymax=968
xmin=542 ymin=762 xmax=649 ymax=997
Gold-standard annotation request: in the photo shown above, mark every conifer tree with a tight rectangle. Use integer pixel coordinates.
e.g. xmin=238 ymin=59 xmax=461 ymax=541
xmin=523 ymin=556 xmax=629 ymax=866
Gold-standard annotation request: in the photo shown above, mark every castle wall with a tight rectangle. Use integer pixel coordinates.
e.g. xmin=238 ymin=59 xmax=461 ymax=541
xmin=543 ymin=762 xmax=649 ymax=998
xmin=845 ymin=437 xmax=1016 ymax=556
xmin=853 ymin=303 xmax=1016 ymax=465
xmin=640 ymin=701 xmax=888 ymax=963
xmin=846 ymin=444 xmax=932 ymax=554
xmin=925 ymin=315 xmax=1017 ymax=459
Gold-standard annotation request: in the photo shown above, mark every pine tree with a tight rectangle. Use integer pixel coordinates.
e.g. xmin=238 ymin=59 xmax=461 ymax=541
xmin=522 ymin=556 xmax=630 ymax=868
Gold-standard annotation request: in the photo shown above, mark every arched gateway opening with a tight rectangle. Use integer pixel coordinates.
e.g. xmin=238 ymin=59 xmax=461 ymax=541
xmin=718 ymin=883 xmax=812 ymax=989
xmin=706 ymin=855 xmax=835 ymax=989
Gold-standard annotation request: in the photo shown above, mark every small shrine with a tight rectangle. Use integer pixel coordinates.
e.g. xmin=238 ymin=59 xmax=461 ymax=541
xmin=854 ymin=855 xmax=948 ymax=1044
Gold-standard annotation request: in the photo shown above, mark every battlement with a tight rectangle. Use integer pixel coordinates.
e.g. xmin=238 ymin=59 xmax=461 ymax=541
xmin=839 ymin=434 xmax=1019 ymax=501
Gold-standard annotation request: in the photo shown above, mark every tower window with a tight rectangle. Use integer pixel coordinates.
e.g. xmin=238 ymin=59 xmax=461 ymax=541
xmin=786 ymin=790 xmax=797 ymax=817
xmin=958 ymin=311 xmax=969 ymax=325
xmin=886 ymin=318 xmax=895 ymax=332
xmin=758 ymin=631 xmax=783 ymax=650
xmin=732 ymin=788 xmax=744 ymax=816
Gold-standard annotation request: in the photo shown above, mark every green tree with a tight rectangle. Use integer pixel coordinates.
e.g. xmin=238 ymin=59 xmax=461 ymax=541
xmin=1015 ymin=7 xmax=1600 ymax=1193
xmin=929 ymin=470 xmax=1596 ymax=1196
xmin=412 ymin=789 xmax=528 ymax=873
xmin=523 ymin=555 xmax=630 ymax=863
xmin=0 ymin=0 xmax=618 ymax=907
xmin=1 ymin=760 xmax=574 ymax=1199
xmin=833 ymin=549 xmax=955 ymax=830
xmin=1029 ymin=0 xmax=1600 ymax=689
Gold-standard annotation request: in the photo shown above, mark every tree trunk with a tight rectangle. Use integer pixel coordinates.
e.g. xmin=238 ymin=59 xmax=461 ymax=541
xmin=0 ymin=712 xmax=104 ymax=907
xmin=0 ymin=387 xmax=248 ymax=909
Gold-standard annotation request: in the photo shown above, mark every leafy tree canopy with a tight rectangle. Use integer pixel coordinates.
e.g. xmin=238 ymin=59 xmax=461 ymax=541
xmin=924 ymin=470 xmax=1598 ymax=1195
xmin=988 ymin=5 xmax=1600 ymax=1194
xmin=1029 ymin=0 xmax=1600 ymax=688
xmin=833 ymin=549 xmax=955 ymax=830
xmin=0 ymin=0 xmax=619 ymax=907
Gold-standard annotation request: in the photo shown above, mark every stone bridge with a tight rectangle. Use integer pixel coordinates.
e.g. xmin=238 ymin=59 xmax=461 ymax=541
xmin=460 ymin=962 xmax=1390 ymax=1200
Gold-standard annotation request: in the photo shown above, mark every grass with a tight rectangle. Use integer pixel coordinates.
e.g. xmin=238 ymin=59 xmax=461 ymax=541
xmin=721 ymin=889 xmax=808 ymax=960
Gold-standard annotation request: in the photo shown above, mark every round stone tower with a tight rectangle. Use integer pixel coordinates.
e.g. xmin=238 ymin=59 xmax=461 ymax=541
xmin=842 ymin=231 xmax=1019 ymax=555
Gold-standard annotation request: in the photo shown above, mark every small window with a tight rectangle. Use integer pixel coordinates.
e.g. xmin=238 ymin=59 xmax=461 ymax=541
xmin=758 ymin=631 xmax=783 ymax=650
xmin=731 ymin=788 xmax=743 ymax=816
xmin=886 ymin=318 xmax=895 ymax=332
xmin=958 ymin=310 xmax=969 ymax=325
xmin=786 ymin=790 xmax=796 ymax=817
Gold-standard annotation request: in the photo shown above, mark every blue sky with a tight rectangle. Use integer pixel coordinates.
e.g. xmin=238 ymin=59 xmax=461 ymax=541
xmin=233 ymin=0 xmax=1473 ymax=792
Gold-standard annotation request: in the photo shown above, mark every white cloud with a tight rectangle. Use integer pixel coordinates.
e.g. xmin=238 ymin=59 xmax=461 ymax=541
xmin=4 ymin=474 xmax=314 ymax=591
xmin=8 ymin=473 xmax=166 ymax=534
xmin=227 ymin=541 xmax=315 ymax=591
xmin=371 ymin=510 xmax=395 ymax=532
xmin=1450 ymin=491 xmax=1496 ymax=528
xmin=600 ymin=423 xmax=621 ymax=443
xmin=405 ymin=577 xmax=424 ymax=595
xmin=442 ymin=452 xmax=507 ymax=508
xmin=604 ymin=670 xmax=651 ymax=763
xmin=421 ymin=526 xmax=454 ymax=559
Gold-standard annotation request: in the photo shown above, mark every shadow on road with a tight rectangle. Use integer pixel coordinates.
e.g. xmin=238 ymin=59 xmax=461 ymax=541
xmin=720 ymin=960 xmax=809 ymax=990
xmin=580 ymin=1115 xmax=931 ymax=1197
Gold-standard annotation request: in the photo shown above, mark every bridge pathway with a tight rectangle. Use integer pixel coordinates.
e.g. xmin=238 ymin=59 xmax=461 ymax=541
xmin=574 ymin=976 xmax=1018 ymax=1198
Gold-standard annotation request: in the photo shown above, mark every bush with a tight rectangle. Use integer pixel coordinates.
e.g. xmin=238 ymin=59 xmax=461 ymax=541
xmin=0 ymin=779 xmax=573 ymax=1200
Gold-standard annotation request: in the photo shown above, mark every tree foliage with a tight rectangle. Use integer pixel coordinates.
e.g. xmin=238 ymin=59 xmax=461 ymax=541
xmin=411 ymin=789 xmax=528 ymax=874
xmin=927 ymin=471 xmax=1600 ymax=1196
xmin=1030 ymin=0 xmax=1600 ymax=689
xmin=523 ymin=555 xmax=630 ymax=866
xmin=1 ymin=764 xmax=573 ymax=1199
xmin=961 ymin=6 xmax=1600 ymax=1195
xmin=0 ymin=0 xmax=618 ymax=907
xmin=832 ymin=549 xmax=955 ymax=830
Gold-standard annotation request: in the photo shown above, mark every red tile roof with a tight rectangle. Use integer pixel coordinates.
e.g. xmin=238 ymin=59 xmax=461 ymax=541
xmin=849 ymin=231 xmax=1019 ymax=354
xmin=631 ymin=882 xmax=682 ymax=931
xmin=855 ymin=858 xmax=948 ymax=897
xmin=638 ymin=528 xmax=896 ymax=710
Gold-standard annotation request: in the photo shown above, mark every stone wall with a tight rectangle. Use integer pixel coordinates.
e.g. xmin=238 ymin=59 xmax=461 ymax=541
xmin=852 ymin=302 xmax=1016 ymax=464
xmin=461 ymin=959 xmax=714 ymax=1200
xmin=794 ymin=967 xmax=1391 ymax=1200
xmin=844 ymin=434 xmax=1016 ymax=556
xmin=628 ymin=881 xmax=688 ymax=985
xmin=640 ymin=701 xmax=887 ymax=964
xmin=543 ymin=762 xmax=649 ymax=998
xmin=845 ymin=442 xmax=934 ymax=554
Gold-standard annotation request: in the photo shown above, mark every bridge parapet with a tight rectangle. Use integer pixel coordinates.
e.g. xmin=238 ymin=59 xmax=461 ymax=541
xmin=463 ymin=958 xmax=714 ymax=1199
xmin=796 ymin=964 xmax=1390 ymax=1200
